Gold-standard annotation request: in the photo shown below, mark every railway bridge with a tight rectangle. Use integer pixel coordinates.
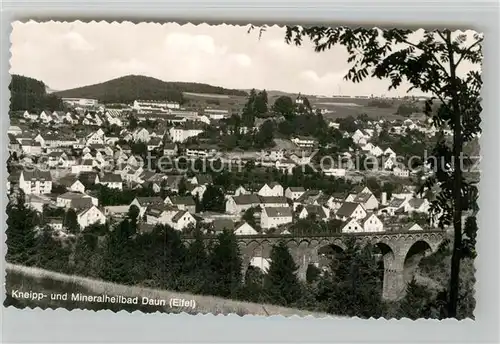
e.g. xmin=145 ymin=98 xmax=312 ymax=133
xmin=187 ymin=229 xmax=447 ymax=301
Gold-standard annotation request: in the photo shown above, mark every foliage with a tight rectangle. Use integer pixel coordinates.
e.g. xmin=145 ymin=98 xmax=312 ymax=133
xmin=264 ymin=241 xmax=303 ymax=307
xmin=201 ymin=185 xmax=225 ymax=212
xmin=10 ymin=74 xmax=64 ymax=112
xmin=275 ymin=26 xmax=482 ymax=316
xmin=64 ymin=209 xmax=79 ymax=234
xmin=272 ymin=96 xmax=295 ymax=119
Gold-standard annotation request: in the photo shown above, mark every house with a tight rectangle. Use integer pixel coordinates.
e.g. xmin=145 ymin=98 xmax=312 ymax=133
xmin=164 ymin=196 xmax=197 ymax=213
xmin=259 ymin=196 xmax=289 ymax=208
xmin=19 ymin=169 xmax=52 ymax=195
xmin=163 ymin=142 xmax=178 ymax=156
xmin=103 ymin=205 xmax=130 ymax=218
xmin=335 ymin=202 xmax=367 ymax=221
xmin=257 ymin=182 xmax=284 ymax=197
xmin=393 ymin=166 xmax=410 ymax=178
xmin=234 ymin=222 xmax=259 ymax=235
xmin=341 ymin=218 xmax=364 ymax=233
xmin=384 ymin=147 xmax=396 ymax=158
xmin=285 ymin=186 xmax=305 ymax=201
xmin=298 ymin=205 xmax=330 ymax=221
xmin=71 ymin=159 xmax=94 ymax=174
xmin=351 ymin=129 xmax=371 ymax=144
xmin=8 ymin=125 xmax=23 ymax=136
xmin=20 ymin=139 xmax=42 ymax=155
xmin=225 ymin=194 xmax=260 ymax=214
xmin=169 ymin=124 xmax=204 ymax=143
xmin=275 ymin=158 xmax=296 ymax=174
xmin=77 ymin=205 xmax=106 ymax=230
xmin=56 ymin=193 xmax=93 ymax=209
xmin=132 ymin=128 xmax=150 ymax=143
xmin=291 ymin=136 xmax=317 ymax=148
xmin=404 ymin=223 xmax=424 ymax=231
xmin=47 ymin=218 xmax=64 ymax=231
xmin=345 ymin=186 xmax=373 ymax=202
xmin=326 ymin=194 xmax=345 ymax=211
xmin=169 ymin=210 xmax=197 ymax=231
xmin=362 ymin=213 xmax=384 ymax=232
xmin=377 ymin=197 xmax=408 ymax=216
xmin=405 ymin=198 xmax=430 ymax=214
xmin=185 ymin=144 xmax=218 ymax=158
xmin=95 ymin=173 xmax=123 ymax=190
xmin=58 ymin=175 xmax=85 ymax=193
xmin=351 ymin=192 xmax=379 ymax=211
xmin=130 ymin=196 xmax=164 ymax=218
xmin=234 ymin=185 xmax=250 ymax=196
xmin=86 ymin=130 xmax=105 ymax=145
xmin=260 ymin=207 xmax=293 ymax=230
xmin=25 ymin=194 xmax=51 ymax=213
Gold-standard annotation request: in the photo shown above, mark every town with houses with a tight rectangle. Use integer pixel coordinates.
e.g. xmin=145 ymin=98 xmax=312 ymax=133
xmin=7 ymin=91 xmax=444 ymax=254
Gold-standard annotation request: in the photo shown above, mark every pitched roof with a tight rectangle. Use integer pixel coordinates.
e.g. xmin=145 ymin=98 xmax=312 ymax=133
xmin=336 ymin=202 xmax=363 ymax=218
xmin=264 ymin=207 xmax=292 ymax=218
xmin=232 ymin=194 xmax=260 ymax=205
xmin=193 ymin=174 xmax=213 ymax=185
xmin=169 ymin=196 xmax=196 ymax=206
xmin=353 ymin=192 xmax=373 ymax=203
xmin=259 ymin=196 xmax=288 ymax=204
xmin=172 ymin=210 xmax=190 ymax=223
xmin=70 ymin=197 xmax=93 ymax=210
xmin=135 ymin=196 xmax=164 ymax=207
xmin=304 ymin=205 xmax=328 ymax=219
xmin=100 ymin=173 xmax=122 ymax=183
xmin=287 ymin=186 xmax=305 ymax=192
xmin=388 ymin=197 xmax=406 ymax=208
xmin=22 ymin=169 xmax=51 ymax=181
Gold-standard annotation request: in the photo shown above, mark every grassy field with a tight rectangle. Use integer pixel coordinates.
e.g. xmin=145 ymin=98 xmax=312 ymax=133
xmin=4 ymin=263 xmax=332 ymax=318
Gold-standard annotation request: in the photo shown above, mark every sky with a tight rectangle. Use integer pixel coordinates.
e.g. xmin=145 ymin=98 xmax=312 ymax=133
xmin=10 ymin=21 xmax=481 ymax=97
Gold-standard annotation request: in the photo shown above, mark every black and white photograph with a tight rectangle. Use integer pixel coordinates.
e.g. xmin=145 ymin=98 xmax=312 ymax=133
xmin=4 ymin=21 xmax=482 ymax=319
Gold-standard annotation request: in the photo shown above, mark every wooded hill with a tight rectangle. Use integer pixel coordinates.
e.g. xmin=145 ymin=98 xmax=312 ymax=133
xmin=9 ymin=74 xmax=63 ymax=112
xmin=54 ymin=75 xmax=248 ymax=104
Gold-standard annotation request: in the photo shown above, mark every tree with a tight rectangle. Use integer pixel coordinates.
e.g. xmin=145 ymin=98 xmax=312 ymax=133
xmin=316 ymin=241 xmax=385 ymax=318
xmin=201 ymin=185 xmax=225 ymax=212
xmin=64 ymin=208 xmax=79 ymax=234
xmin=396 ymin=279 xmax=434 ymax=319
xmin=209 ymin=230 xmax=243 ymax=298
xmin=264 ymin=241 xmax=303 ymax=307
xmin=242 ymin=207 xmax=258 ymax=228
xmin=254 ymin=120 xmax=275 ymax=148
xmin=6 ymin=191 xmax=38 ymax=265
xmin=128 ymin=204 xmax=140 ymax=228
xmin=241 ymin=89 xmax=257 ymax=126
xmin=254 ymin=90 xmax=269 ymax=115
xmin=177 ymin=177 xmax=188 ymax=196
xmin=272 ymin=96 xmax=295 ymax=120
xmin=127 ymin=114 xmax=138 ymax=130
xmin=275 ymin=25 xmax=483 ymax=318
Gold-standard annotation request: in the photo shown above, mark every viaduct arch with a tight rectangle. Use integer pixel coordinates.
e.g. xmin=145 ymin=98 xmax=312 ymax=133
xmin=184 ymin=230 xmax=445 ymax=301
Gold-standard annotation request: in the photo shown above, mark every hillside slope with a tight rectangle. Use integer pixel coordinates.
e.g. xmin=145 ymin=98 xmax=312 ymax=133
xmin=4 ymin=263 xmax=332 ymax=317
xmin=9 ymin=74 xmax=63 ymax=112
xmin=54 ymin=75 xmax=248 ymax=104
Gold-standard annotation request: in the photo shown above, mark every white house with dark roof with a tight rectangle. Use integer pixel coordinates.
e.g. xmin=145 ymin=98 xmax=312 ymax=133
xmin=234 ymin=185 xmax=250 ymax=196
xmin=341 ymin=218 xmax=364 ymax=233
xmin=261 ymin=207 xmax=293 ymax=230
xmin=298 ymin=205 xmax=330 ymax=221
xmin=77 ymin=205 xmax=106 ymax=229
xmin=377 ymin=197 xmax=408 ymax=216
xmin=130 ymin=196 xmax=164 ymax=218
xmin=257 ymin=182 xmax=284 ymax=197
xmin=234 ymin=222 xmax=258 ymax=235
xmin=19 ymin=169 xmax=52 ymax=195
xmin=351 ymin=192 xmax=379 ymax=211
xmin=335 ymin=202 xmax=367 ymax=221
xmin=225 ymin=194 xmax=261 ymax=214
xmin=95 ymin=173 xmax=123 ymax=190
xmin=164 ymin=195 xmax=196 ymax=213
xmin=284 ymin=186 xmax=305 ymax=200
xmin=362 ymin=213 xmax=384 ymax=232
xmin=259 ymin=196 xmax=289 ymax=208
xmin=405 ymin=198 xmax=430 ymax=214
xmin=58 ymin=175 xmax=85 ymax=193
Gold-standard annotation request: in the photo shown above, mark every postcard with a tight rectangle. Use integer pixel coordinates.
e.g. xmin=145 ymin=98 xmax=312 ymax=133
xmin=5 ymin=21 xmax=481 ymax=319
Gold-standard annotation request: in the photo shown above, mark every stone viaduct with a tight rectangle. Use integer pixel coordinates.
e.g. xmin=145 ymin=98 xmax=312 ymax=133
xmin=187 ymin=229 xmax=446 ymax=301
